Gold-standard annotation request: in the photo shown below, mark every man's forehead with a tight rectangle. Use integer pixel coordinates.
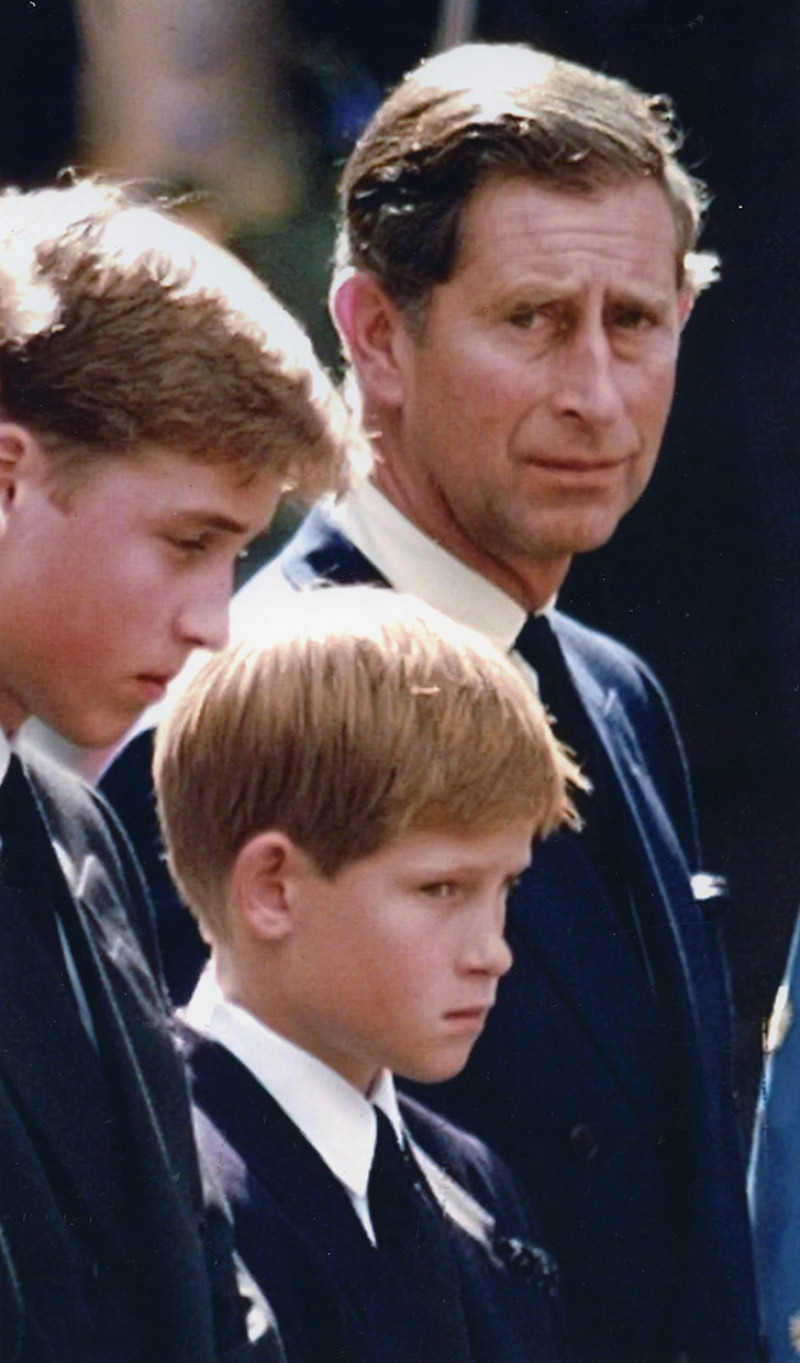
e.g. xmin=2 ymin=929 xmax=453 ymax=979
xmin=451 ymin=175 xmax=681 ymax=289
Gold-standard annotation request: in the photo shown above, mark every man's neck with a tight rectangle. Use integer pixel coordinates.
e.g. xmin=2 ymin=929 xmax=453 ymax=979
xmin=370 ymin=460 xmax=570 ymax=614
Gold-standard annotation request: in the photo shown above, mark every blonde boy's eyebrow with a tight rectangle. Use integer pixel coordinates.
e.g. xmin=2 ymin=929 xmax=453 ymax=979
xmin=169 ymin=511 xmax=252 ymax=536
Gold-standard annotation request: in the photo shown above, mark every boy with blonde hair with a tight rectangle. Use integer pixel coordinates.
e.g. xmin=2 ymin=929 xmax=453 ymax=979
xmin=155 ymin=586 xmax=581 ymax=1363
xmin=0 ymin=176 xmax=352 ymax=1361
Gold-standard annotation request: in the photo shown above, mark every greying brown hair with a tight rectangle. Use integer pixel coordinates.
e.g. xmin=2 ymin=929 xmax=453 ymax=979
xmin=337 ymin=43 xmax=717 ymax=329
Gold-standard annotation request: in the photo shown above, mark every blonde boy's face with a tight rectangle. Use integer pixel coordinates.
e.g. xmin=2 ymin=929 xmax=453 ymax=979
xmin=272 ymin=822 xmax=532 ymax=1094
xmin=0 ymin=441 xmax=283 ymax=746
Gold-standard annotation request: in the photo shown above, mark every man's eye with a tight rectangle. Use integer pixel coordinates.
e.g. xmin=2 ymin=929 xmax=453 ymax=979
xmin=508 ymin=305 xmax=543 ymax=330
xmin=614 ymin=307 xmax=656 ymax=331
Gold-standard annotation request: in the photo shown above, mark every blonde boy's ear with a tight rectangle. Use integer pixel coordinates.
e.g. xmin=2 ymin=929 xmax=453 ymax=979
xmin=0 ymin=423 xmax=39 ymax=513
xmin=329 ymin=268 xmax=410 ymax=410
xmin=230 ymin=831 xmax=301 ymax=942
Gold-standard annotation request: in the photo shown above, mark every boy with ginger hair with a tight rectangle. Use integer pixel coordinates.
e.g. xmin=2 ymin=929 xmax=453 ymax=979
xmin=154 ymin=587 xmax=583 ymax=1363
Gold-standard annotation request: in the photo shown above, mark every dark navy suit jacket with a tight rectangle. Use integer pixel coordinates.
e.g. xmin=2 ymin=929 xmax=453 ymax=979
xmin=749 ymin=912 xmax=800 ymax=1361
xmin=103 ymin=507 xmax=759 ymax=1363
xmin=0 ymin=752 xmax=282 ymax=1363
xmin=184 ymin=1029 xmax=566 ymax=1363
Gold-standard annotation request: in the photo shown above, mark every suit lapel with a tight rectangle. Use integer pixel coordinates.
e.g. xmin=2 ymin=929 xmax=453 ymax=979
xmin=562 ymin=637 xmax=705 ymax=1035
xmin=190 ymin=1037 xmax=374 ymax=1280
xmin=1 ymin=767 xmax=210 ymax=1316
xmin=508 ymin=826 xmax=672 ymax=1136
xmin=507 ymin=622 xmax=706 ymax=1125
xmin=0 ymin=822 xmax=138 ymax=1257
xmin=550 ymin=627 xmax=725 ymax=1142
xmin=30 ymin=780 xmax=221 ymax=1355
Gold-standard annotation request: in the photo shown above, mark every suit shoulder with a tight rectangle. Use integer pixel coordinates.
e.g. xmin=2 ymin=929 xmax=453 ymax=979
xmin=553 ymin=609 xmax=665 ymax=696
xmin=26 ymin=749 xmax=163 ymax=975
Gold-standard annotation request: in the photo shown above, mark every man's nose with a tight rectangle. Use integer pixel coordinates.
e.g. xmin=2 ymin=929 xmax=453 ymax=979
xmin=551 ymin=322 xmax=626 ymax=427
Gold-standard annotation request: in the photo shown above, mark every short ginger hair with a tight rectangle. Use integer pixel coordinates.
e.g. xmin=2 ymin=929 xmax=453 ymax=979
xmin=337 ymin=42 xmax=718 ymax=330
xmin=154 ymin=587 xmax=583 ymax=941
xmin=0 ymin=178 xmax=357 ymax=496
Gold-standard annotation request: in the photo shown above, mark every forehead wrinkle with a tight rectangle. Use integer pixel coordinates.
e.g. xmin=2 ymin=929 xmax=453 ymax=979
xmin=454 ymin=181 xmax=680 ymax=294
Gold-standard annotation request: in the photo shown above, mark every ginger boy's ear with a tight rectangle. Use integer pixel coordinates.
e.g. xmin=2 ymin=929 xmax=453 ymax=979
xmin=230 ymin=830 xmax=304 ymax=941
xmin=329 ymin=268 xmax=411 ymax=410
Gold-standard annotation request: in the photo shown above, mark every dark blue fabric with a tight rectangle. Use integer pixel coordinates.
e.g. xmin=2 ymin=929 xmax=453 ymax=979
xmin=0 ymin=752 xmax=282 ymax=1363
xmin=185 ymin=1029 xmax=567 ymax=1363
xmin=749 ymin=913 xmax=800 ymax=1361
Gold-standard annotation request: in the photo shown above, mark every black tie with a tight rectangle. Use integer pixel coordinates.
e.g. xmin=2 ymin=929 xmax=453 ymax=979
xmin=367 ymin=1107 xmax=472 ymax=1361
xmin=513 ymin=613 xmax=596 ymax=790
xmin=514 ymin=615 xmax=656 ymax=990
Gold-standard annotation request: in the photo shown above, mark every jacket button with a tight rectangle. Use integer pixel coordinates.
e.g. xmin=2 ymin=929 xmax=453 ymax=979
xmin=569 ymin=1123 xmax=599 ymax=1161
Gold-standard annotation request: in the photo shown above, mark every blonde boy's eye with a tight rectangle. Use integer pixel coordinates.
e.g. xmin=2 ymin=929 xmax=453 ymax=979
xmin=166 ymin=532 xmax=213 ymax=556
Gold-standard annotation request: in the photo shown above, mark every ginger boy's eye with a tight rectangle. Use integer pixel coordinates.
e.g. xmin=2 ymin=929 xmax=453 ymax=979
xmin=420 ymin=881 xmax=458 ymax=900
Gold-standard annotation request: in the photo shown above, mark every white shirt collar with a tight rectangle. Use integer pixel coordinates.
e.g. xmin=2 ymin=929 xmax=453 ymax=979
xmin=0 ymin=728 xmax=10 ymax=785
xmin=334 ymin=481 xmax=528 ymax=653
xmin=183 ymin=969 xmax=404 ymax=1209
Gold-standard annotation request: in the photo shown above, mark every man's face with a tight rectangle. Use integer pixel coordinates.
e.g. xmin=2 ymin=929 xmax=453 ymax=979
xmin=274 ymin=822 xmax=530 ymax=1093
xmin=381 ymin=176 xmax=691 ymax=604
xmin=0 ymin=445 xmax=283 ymax=746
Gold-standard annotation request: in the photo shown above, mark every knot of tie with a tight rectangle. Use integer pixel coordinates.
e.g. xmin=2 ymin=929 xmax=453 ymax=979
xmin=513 ymin=613 xmax=593 ymax=775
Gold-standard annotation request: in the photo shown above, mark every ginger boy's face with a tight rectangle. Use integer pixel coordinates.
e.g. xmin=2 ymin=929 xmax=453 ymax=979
xmin=267 ymin=822 xmax=532 ymax=1094
xmin=0 ymin=440 xmax=283 ymax=746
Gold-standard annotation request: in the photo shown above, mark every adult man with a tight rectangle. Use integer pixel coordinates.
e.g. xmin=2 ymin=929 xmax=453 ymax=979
xmin=105 ymin=44 xmax=759 ymax=1363
xmin=0 ymin=178 xmax=350 ymax=1361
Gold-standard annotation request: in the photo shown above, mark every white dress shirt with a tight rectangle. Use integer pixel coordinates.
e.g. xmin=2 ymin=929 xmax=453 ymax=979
xmin=184 ymin=971 xmax=405 ymax=1244
xmin=334 ymin=481 xmax=554 ymax=692
xmin=335 ymin=481 xmax=527 ymax=651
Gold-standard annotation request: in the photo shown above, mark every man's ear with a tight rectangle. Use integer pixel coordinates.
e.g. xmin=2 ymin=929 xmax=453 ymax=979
xmin=0 ymin=423 xmax=38 ymax=513
xmin=329 ymin=268 xmax=411 ymax=409
xmin=677 ymin=288 xmax=694 ymax=332
xmin=230 ymin=830 xmax=304 ymax=942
